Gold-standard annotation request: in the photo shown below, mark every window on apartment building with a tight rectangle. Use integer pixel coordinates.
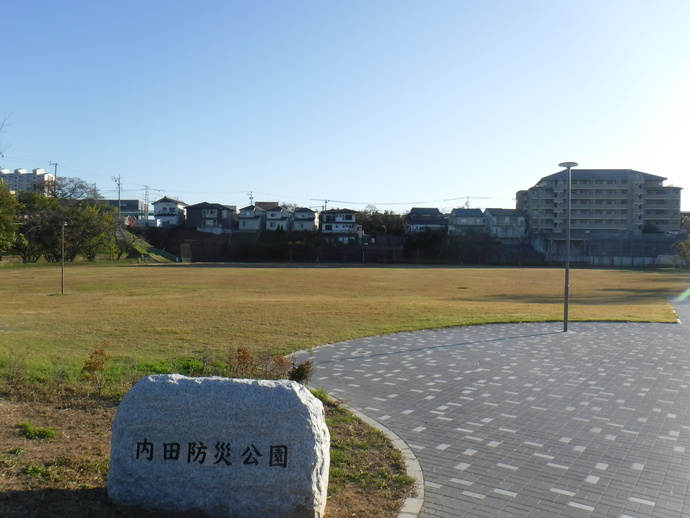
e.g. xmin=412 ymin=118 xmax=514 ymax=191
xmin=344 ymin=215 xmax=353 ymax=220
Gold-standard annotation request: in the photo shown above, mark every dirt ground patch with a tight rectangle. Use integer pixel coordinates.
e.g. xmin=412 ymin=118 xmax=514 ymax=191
xmin=0 ymin=396 xmax=413 ymax=517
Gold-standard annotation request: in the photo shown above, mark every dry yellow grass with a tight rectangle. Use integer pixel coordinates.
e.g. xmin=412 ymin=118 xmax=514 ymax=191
xmin=0 ymin=265 xmax=687 ymax=375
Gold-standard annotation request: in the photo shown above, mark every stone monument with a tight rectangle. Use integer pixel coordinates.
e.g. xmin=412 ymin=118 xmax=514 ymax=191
xmin=108 ymin=375 xmax=330 ymax=517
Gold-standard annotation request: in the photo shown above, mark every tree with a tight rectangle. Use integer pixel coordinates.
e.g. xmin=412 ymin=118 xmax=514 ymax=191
xmin=0 ymin=179 xmax=19 ymax=257
xmin=359 ymin=205 xmax=405 ymax=237
xmin=113 ymin=228 xmax=140 ymax=260
xmin=65 ymin=204 xmax=116 ymax=261
xmin=52 ymin=177 xmax=101 ymax=205
xmin=677 ymin=236 xmax=690 ymax=268
xmin=280 ymin=202 xmax=297 ymax=213
xmin=14 ymin=191 xmax=64 ymax=262
xmin=15 ymin=189 xmax=116 ymax=263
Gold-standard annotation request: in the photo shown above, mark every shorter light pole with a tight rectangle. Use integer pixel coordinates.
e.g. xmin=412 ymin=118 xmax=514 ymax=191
xmin=558 ymin=161 xmax=578 ymax=332
xmin=61 ymin=222 xmax=66 ymax=295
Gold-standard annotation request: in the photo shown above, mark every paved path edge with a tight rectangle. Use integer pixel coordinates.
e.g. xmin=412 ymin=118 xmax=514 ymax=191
xmin=334 ymin=399 xmax=425 ymax=518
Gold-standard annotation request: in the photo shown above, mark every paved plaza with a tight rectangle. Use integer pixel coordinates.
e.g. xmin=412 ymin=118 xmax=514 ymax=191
xmin=301 ymin=299 xmax=690 ymax=517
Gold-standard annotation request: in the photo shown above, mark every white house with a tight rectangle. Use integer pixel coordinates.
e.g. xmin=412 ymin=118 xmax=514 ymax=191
xmin=265 ymin=206 xmax=292 ymax=231
xmin=152 ymin=196 xmax=187 ymax=227
xmin=238 ymin=205 xmax=266 ymax=232
xmin=293 ymin=207 xmax=317 ymax=231
xmin=484 ymin=208 xmax=527 ymax=239
xmin=319 ymin=208 xmax=362 ymax=242
xmin=447 ymin=208 xmax=487 ymax=236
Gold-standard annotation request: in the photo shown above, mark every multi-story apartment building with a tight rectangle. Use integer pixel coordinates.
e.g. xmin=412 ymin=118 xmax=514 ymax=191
xmin=517 ymin=169 xmax=682 ymax=234
xmin=0 ymin=168 xmax=55 ymax=195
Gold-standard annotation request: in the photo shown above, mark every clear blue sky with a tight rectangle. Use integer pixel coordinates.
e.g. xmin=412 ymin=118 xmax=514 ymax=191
xmin=2 ymin=0 xmax=689 ymax=212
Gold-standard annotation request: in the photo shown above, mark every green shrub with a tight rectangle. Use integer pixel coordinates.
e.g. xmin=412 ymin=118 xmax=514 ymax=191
xmin=18 ymin=422 xmax=58 ymax=439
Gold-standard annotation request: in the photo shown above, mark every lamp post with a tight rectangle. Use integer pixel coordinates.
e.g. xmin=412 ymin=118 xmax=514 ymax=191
xmin=558 ymin=162 xmax=578 ymax=332
xmin=61 ymin=222 xmax=67 ymax=295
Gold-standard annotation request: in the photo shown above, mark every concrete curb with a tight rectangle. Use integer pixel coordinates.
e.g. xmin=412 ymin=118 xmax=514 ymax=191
xmin=337 ymin=402 xmax=425 ymax=518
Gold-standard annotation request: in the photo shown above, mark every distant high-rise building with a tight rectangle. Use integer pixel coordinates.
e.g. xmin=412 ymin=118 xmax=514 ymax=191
xmin=0 ymin=168 xmax=55 ymax=195
xmin=517 ymin=169 xmax=682 ymax=234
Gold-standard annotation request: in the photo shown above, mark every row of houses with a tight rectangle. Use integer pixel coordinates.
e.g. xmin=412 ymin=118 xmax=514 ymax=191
xmin=111 ymin=169 xmax=685 ymax=239
xmin=149 ymin=200 xmax=368 ymax=242
xmin=4 ymin=166 xmax=686 ymax=242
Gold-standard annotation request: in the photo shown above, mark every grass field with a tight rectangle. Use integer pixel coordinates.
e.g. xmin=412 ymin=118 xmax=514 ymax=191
xmin=0 ymin=264 xmax=688 ymax=517
xmin=1 ymin=264 xmax=688 ymax=380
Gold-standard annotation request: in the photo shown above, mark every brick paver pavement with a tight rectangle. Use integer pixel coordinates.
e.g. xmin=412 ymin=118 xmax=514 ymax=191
xmin=299 ymin=299 xmax=690 ymax=517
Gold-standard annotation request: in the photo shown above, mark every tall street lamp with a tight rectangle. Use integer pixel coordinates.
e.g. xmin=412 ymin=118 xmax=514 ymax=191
xmin=61 ymin=222 xmax=67 ymax=295
xmin=558 ymin=162 xmax=578 ymax=332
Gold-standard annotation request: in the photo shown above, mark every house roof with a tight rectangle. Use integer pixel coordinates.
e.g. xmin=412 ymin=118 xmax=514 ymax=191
xmin=239 ymin=204 xmax=266 ymax=213
xmin=407 ymin=207 xmax=443 ymax=216
xmin=294 ymin=207 xmax=315 ymax=214
xmin=540 ymin=169 xmax=667 ymax=184
xmin=321 ymin=208 xmax=357 ymax=214
xmin=187 ymin=202 xmax=235 ymax=210
xmin=255 ymin=201 xmax=279 ymax=210
xmin=449 ymin=208 xmax=485 ymax=217
xmin=153 ymin=196 xmax=186 ymax=205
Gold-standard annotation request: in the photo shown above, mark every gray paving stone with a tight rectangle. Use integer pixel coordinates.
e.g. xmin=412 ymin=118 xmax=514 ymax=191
xmin=298 ymin=299 xmax=690 ymax=517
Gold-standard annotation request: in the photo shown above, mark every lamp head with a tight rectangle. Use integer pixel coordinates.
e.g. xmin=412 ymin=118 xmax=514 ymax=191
xmin=558 ymin=162 xmax=578 ymax=168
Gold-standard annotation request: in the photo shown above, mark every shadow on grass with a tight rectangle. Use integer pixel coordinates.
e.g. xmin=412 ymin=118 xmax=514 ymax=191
xmin=462 ymin=289 xmax=680 ymax=305
xmin=0 ymin=488 xmax=199 ymax=518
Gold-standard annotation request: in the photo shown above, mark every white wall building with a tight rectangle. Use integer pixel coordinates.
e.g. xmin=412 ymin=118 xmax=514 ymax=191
xmin=265 ymin=206 xmax=292 ymax=231
xmin=293 ymin=207 xmax=317 ymax=231
xmin=0 ymin=168 xmax=55 ymax=195
xmin=517 ymin=169 xmax=682 ymax=234
xmin=153 ymin=196 xmax=187 ymax=227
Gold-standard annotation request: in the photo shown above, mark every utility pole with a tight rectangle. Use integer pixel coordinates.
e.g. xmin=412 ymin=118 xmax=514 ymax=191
xmin=49 ymin=160 xmax=58 ymax=180
xmin=49 ymin=161 xmax=58 ymax=195
xmin=248 ymin=191 xmax=254 ymax=205
xmin=311 ymin=199 xmax=330 ymax=211
xmin=143 ymin=186 xmax=164 ymax=222
xmin=112 ymin=175 xmax=122 ymax=224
